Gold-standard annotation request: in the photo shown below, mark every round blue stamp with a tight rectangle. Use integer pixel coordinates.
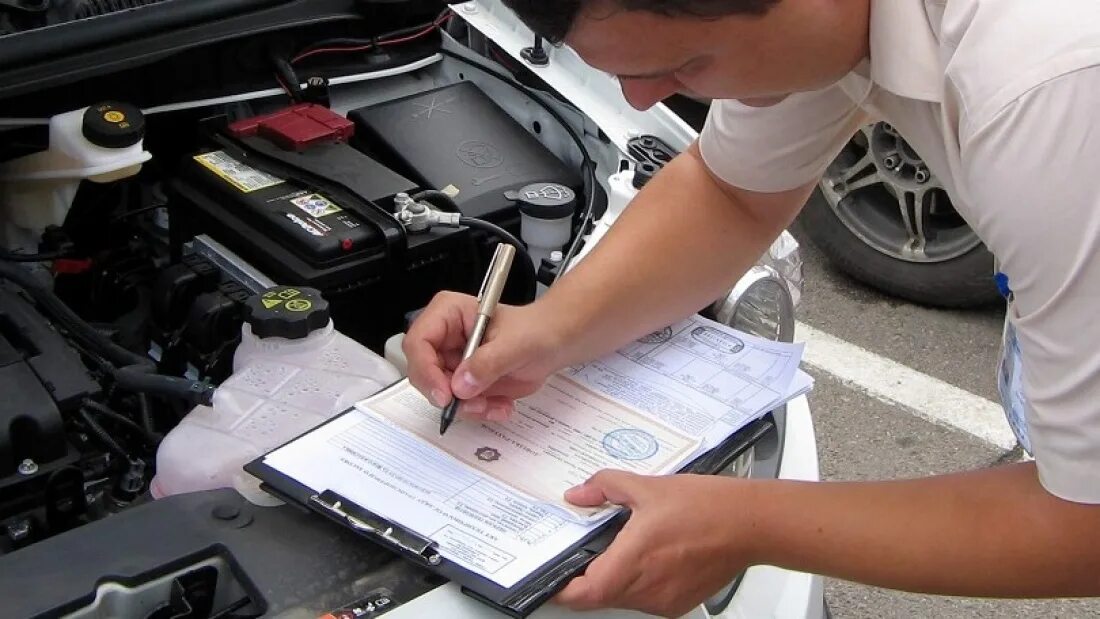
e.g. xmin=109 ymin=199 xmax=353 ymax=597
xmin=602 ymin=428 xmax=659 ymax=461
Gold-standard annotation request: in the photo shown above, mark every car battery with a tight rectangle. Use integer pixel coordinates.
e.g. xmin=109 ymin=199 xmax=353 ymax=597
xmin=167 ymin=113 xmax=480 ymax=352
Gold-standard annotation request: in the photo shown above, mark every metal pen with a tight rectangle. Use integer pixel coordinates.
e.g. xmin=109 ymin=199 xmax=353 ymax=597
xmin=439 ymin=242 xmax=516 ymax=435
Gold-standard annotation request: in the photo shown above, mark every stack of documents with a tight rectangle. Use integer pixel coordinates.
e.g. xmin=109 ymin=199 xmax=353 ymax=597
xmin=258 ymin=315 xmax=812 ymax=589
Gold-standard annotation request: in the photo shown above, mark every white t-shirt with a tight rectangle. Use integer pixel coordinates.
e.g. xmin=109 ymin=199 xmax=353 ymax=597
xmin=700 ymin=0 xmax=1100 ymax=503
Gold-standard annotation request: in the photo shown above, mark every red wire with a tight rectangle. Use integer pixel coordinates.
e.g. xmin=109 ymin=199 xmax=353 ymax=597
xmin=277 ymin=10 xmax=453 ymax=100
xmin=376 ymin=23 xmax=440 ymax=47
xmin=293 ymin=43 xmax=375 ymax=64
xmin=291 ymin=11 xmax=454 ymax=65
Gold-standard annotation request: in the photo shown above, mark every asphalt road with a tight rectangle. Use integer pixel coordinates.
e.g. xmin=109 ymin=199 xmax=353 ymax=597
xmin=787 ymin=219 xmax=1100 ymax=618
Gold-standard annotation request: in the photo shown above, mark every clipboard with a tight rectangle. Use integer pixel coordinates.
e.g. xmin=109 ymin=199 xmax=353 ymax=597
xmin=244 ymin=407 xmax=775 ymax=618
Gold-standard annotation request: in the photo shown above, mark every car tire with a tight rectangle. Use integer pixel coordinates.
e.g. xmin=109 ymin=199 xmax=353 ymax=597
xmin=799 ymin=188 xmax=998 ymax=308
xmin=797 ymin=122 xmax=1000 ymax=308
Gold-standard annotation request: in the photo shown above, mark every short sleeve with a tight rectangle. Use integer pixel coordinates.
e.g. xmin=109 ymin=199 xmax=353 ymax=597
xmin=698 ymin=78 xmax=870 ymax=193
xmin=961 ymin=66 xmax=1100 ymax=503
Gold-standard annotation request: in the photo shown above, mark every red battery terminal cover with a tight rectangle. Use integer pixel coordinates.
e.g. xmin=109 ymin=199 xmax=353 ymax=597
xmin=228 ymin=104 xmax=355 ymax=151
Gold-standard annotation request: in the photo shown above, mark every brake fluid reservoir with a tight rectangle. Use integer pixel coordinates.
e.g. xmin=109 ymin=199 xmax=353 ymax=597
xmin=0 ymin=102 xmax=151 ymax=249
xmin=150 ymin=286 xmax=401 ymax=505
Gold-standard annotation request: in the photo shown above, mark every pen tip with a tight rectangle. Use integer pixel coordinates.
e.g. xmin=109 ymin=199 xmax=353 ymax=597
xmin=439 ymin=417 xmax=453 ymax=435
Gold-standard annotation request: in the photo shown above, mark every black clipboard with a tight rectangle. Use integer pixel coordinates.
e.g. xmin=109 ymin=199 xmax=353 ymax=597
xmin=244 ymin=407 xmax=774 ymax=618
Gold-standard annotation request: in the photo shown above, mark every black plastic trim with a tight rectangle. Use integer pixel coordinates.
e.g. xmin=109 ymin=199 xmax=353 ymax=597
xmin=0 ymin=0 xmax=362 ymax=100
xmin=0 ymin=1 xmax=287 ymax=69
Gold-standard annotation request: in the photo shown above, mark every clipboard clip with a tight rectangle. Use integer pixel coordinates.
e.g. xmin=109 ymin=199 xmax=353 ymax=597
xmin=310 ymin=491 xmax=442 ymax=566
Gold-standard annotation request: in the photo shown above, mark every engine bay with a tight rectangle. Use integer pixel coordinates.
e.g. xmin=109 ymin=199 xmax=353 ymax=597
xmin=0 ymin=3 xmax=639 ymax=563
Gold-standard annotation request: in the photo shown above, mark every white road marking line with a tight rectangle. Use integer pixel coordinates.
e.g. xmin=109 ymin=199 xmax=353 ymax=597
xmin=795 ymin=322 xmax=1018 ymax=450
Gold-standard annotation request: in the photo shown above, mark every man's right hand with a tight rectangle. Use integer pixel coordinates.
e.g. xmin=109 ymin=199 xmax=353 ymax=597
xmin=403 ymin=291 xmax=567 ymax=422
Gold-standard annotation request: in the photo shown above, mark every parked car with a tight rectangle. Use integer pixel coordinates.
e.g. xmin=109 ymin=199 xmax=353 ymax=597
xmin=665 ymin=97 xmax=999 ymax=308
xmin=0 ymin=1 xmax=824 ymax=617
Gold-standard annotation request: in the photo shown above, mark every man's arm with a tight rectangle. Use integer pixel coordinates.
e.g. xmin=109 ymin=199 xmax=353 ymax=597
xmin=750 ymin=463 xmax=1100 ymax=596
xmin=558 ymin=463 xmax=1100 ymax=617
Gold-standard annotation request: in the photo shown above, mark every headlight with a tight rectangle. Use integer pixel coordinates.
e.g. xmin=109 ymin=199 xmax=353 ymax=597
xmin=707 ymin=264 xmax=796 ymax=343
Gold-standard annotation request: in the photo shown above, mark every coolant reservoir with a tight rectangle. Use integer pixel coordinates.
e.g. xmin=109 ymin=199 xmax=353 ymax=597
xmin=0 ymin=102 xmax=151 ymax=251
xmin=150 ymin=286 xmax=401 ymax=505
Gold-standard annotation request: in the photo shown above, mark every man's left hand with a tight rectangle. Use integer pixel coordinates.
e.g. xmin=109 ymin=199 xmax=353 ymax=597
xmin=555 ymin=471 xmax=752 ymax=617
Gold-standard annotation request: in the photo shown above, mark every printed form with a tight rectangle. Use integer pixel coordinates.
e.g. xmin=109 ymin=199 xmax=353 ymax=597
xmin=566 ymin=316 xmax=807 ymax=448
xmin=368 ymin=373 xmax=701 ymax=518
xmin=262 ymin=411 xmax=598 ymax=588
xmin=259 ymin=315 xmax=807 ymax=588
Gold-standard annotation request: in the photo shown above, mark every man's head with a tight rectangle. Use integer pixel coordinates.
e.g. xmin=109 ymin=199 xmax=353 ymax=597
xmin=501 ymin=0 xmax=870 ymax=110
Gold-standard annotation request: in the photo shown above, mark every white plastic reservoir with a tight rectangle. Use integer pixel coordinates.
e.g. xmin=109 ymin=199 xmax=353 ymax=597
xmin=151 ymin=286 xmax=401 ymax=505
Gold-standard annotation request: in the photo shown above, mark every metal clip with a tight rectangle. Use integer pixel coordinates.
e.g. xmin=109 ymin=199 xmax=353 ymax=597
xmin=310 ymin=492 xmax=442 ymax=566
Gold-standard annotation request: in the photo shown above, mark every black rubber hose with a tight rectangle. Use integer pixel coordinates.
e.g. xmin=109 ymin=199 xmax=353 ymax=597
xmin=557 ymin=159 xmax=598 ymax=277
xmin=410 ymin=189 xmax=459 ymax=212
xmin=409 ymin=189 xmax=538 ymax=301
xmin=0 ymin=261 xmax=146 ymax=369
xmin=79 ymin=409 xmax=134 ymax=463
xmin=272 ymin=53 xmax=304 ymax=101
xmin=83 ymin=399 xmax=161 ymax=446
xmin=113 ymin=366 xmax=216 ymax=407
xmin=137 ymin=393 xmax=155 ymax=436
xmin=458 ymin=216 xmax=538 ymax=303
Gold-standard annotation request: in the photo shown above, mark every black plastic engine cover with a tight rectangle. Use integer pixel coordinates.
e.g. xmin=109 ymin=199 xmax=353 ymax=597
xmin=349 ymin=80 xmax=581 ymax=226
xmin=0 ymin=284 xmax=99 ymax=478
xmin=0 ymin=489 xmax=445 ymax=617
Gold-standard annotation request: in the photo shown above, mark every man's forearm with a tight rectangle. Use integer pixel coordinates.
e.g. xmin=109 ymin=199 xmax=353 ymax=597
xmin=739 ymin=462 xmax=1100 ymax=597
xmin=539 ymin=143 xmax=810 ymax=365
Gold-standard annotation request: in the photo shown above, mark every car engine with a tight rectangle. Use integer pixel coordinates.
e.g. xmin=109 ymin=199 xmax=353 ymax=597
xmin=0 ymin=2 xmax=606 ymax=564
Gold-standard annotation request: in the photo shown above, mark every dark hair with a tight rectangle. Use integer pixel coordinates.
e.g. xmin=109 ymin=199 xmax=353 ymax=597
xmin=500 ymin=0 xmax=781 ymax=43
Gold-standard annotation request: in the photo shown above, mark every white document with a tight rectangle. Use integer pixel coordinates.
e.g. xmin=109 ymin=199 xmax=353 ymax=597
xmin=258 ymin=315 xmax=811 ymax=589
xmin=366 ymin=374 xmax=701 ymax=519
xmin=564 ymin=316 xmax=805 ymax=448
xmin=262 ymin=410 xmax=603 ymax=588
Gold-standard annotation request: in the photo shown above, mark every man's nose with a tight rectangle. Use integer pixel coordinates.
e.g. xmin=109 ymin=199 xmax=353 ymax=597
xmin=619 ymin=76 xmax=680 ymax=111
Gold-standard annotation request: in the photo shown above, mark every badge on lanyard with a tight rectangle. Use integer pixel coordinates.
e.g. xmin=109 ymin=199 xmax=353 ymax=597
xmin=995 ymin=273 xmax=1033 ymax=454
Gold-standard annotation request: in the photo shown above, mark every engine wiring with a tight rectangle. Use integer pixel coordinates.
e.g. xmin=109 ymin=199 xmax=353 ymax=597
xmin=275 ymin=8 xmax=455 ymax=100
xmin=275 ymin=7 xmax=600 ymax=285
xmin=409 ymin=189 xmax=539 ymax=302
xmin=291 ymin=9 xmax=455 ymax=65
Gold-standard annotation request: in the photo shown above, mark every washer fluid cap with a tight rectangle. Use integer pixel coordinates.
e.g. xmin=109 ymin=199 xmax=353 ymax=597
xmin=245 ymin=286 xmax=331 ymax=340
xmin=82 ymin=102 xmax=146 ymax=149
xmin=508 ymin=182 xmax=577 ymax=220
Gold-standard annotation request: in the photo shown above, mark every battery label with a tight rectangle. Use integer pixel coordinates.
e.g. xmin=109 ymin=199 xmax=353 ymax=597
xmin=291 ymin=193 xmax=343 ymax=217
xmin=285 ymin=212 xmax=331 ymax=237
xmin=194 ymin=150 xmax=284 ymax=193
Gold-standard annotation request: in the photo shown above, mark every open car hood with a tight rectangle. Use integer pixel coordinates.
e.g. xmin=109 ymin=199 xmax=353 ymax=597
xmin=0 ymin=0 xmax=433 ymax=102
